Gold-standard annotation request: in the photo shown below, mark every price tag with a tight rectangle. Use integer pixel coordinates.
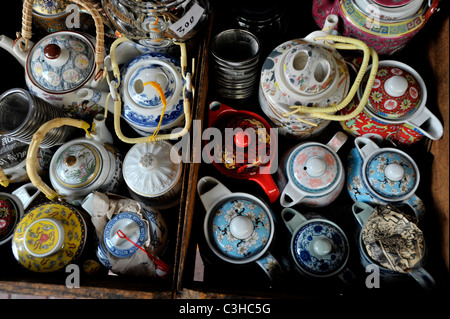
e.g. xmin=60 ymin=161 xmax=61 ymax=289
xmin=169 ymin=3 xmax=205 ymax=38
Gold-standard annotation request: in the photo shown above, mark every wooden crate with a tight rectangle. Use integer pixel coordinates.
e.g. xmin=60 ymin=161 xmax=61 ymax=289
xmin=174 ymin=1 xmax=449 ymax=299
xmin=0 ymin=3 xmax=210 ymax=299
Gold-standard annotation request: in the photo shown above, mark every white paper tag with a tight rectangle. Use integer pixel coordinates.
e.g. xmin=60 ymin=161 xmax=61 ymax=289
xmin=169 ymin=3 xmax=205 ymax=38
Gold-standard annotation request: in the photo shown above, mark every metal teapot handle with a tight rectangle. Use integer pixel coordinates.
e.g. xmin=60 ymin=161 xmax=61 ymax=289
xmin=17 ymin=0 xmax=105 ymax=77
xmin=26 ymin=118 xmax=91 ymax=201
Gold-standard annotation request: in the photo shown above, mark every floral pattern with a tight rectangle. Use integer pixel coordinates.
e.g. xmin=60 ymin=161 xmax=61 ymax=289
xmin=293 ymin=220 xmax=349 ymax=276
xmin=210 ymin=198 xmax=271 ymax=260
xmin=54 ymin=143 xmax=101 ymax=188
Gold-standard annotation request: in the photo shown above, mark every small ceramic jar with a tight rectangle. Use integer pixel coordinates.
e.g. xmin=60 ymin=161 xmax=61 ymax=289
xmin=11 ymin=201 xmax=87 ymax=272
xmin=49 ymin=137 xmax=123 ymax=205
xmin=347 ymin=137 xmax=425 ymax=220
xmin=340 ymin=60 xmax=443 ymax=145
xmin=282 ymin=208 xmax=352 ymax=281
xmin=278 ymin=131 xmax=347 ymax=208
xmin=198 ymin=176 xmax=282 ymax=281
xmin=0 ymin=193 xmax=24 ymax=246
xmin=352 ymin=202 xmax=435 ymax=290
xmin=123 ymin=141 xmax=182 ymax=210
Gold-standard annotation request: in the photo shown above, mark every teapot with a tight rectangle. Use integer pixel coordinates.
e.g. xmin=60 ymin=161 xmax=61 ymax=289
xmin=352 ymin=202 xmax=435 ymax=290
xmin=346 ymin=137 xmax=425 ymax=220
xmin=101 ymin=0 xmax=211 ymax=48
xmin=29 ymin=0 xmax=96 ymax=35
xmin=26 ymin=116 xmax=123 ymax=205
xmin=312 ymin=0 xmax=440 ymax=55
xmin=197 ymin=176 xmax=283 ymax=281
xmin=0 ymin=0 xmax=108 ymax=119
xmin=281 ymin=208 xmax=354 ymax=283
xmin=259 ymin=14 xmax=379 ymax=139
xmin=339 ymin=60 xmax=443 ymax=145
xmin=9 ymin=183 xmax=95 ymax=273
xmin=206 ymin=101 xmax=280 ymax=203
xmin=81 ymin=192 xmax=170 ymax=278
xmin=277 ymin=131 xmax=348 ymax=208
xmin=78 ymin=49 xmax=186 ymax=136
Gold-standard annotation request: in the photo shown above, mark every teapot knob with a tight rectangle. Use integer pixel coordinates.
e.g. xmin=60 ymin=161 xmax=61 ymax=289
xmin=305 ymin=156 xmax=327 ymax=177
xmin=64 ymin=155 xmax=77 ymax=167
xmin=44 ymin=43 xmax=61 ymax=60
xmin=234 ymin=131 xmax=250 ymax=148
xmin=384 ymin=163 xmax=405 ymax=181
xmin=313 ymin=237 xmax=332 ymax=256
xmin=384 ymin=75 xmax=408 ymax=97
xmin=229 ymin=215 xmax=254 ymax=240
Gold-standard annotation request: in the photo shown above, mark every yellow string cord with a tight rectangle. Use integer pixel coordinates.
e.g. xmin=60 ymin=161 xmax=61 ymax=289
xmin=282 ymin=35 xmax=379 ymax=122
xmin=105 ymin=36 xmax=194 ymax=144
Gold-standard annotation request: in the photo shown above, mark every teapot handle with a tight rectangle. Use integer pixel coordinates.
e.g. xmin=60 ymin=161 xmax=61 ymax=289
xmin=425 ymin=0 xmax=440 ymax=21
xmin=281 ymin=207 xmax=308 ymax=234
xmin=405 ymin=105 xmax=444 ymax=141
xmin=17 ymin=0 xmax=105 ymax=76
xmin=26 ymin=118 xmax=91 ymax=201
xmin=354 ymin=137 xmax=380 ymax=161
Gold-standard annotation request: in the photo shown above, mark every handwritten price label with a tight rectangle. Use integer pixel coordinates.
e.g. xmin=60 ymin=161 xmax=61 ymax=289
xmin=169 ymin=3 xmax=205 ymax=38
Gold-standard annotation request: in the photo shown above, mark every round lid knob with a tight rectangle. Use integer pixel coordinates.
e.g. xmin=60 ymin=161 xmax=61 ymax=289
xmin=288 ymin=144 xmax=341 ymax=193
xmin=365 ymin=150 xmax=418 ymax=199
xmin=384 ymin=75 xmax=408 ymax=97
xmin=365 ymin=65 xmax=422 ymax=120
xmin=234 ymin=131 xmax=250 ymax=148
xmin=24 ymin=218 xmax=65 ymax=258
xmin=312 ymin=237 xmax=333 ymax=256
xmin=44 ymin=43 xmax=61 ymax=60
xmin=384 ymin=163 xmax=405 ymax=181
xmin=305 ymin=156 xmax=327 ymax=177
xmin=229 ymin=215 xmax=254 ymax=240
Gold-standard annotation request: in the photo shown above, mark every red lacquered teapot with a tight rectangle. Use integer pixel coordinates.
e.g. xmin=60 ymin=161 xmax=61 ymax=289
xmin=206 ymin=101 xmax=280 ymax=203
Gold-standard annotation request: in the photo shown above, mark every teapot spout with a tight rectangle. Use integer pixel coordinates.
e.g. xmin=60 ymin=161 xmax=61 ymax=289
xmin=304 ymin=14 xmax=339 ymax=44
xmin=76 ymin=88 xmax=114 ymax=114
xmin=0 ymin=35 xmax=29 ymax=67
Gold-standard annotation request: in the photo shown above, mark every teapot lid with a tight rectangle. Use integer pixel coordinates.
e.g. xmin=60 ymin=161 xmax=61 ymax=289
xmin=217 ymin=115 xmax=272 ymax=175
xmin=287 ymin=143 xmax=341 ymax=194
xmin=11 ymin=202 xmax=86 ymax=272
xmin=278 ymin=44 xmax=337 ymax=96
xmin=0 ymin=194 xmax=23 ymax=244
xmin=52 ymin=142 xmax=102 ymax=189
xmin=362 ymin=204 xmax=424 ymax=273
xmin=33 ymin=0 xmax=71 ymax=16
xmin=103 ymin=212 xmax=148 ymax=258
xmin=371 ymin=0 xmax=417 ymax=7
xmin=28 ymin=32 xmax=95 ymax=94
xmin=365 ymin=65 xmax=422 ymax=120
xmin=123 ymin=141 xmax=182 ymax=197
xmin=364 ymin=150 xmax=418 ymax=199
xmin=206 ymin=196 xmax=273 ymax=262
xmin=292 ymin=219 xmax=349 ymax=276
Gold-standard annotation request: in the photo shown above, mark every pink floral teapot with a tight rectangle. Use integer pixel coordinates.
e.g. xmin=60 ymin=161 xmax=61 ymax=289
xmin=312 ymin=0 xmax=440 ymax=55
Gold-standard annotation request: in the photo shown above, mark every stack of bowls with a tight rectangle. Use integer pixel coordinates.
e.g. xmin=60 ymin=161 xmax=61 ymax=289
xmin=211 ymin=29 xmax=261 ymax=99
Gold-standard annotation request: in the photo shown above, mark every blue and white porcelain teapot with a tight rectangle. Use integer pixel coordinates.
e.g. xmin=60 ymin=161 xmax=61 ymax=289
xmin=197 ymin=176 xmax=282 ymax=282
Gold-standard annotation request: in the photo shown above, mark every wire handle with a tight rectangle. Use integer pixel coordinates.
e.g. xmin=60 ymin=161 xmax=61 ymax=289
xmin=116 ymin=230 xmax=171 ymax=277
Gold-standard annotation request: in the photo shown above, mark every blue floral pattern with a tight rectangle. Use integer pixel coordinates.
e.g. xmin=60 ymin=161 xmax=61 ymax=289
xmin=293 ymin=221 xmax=348 ymax=276
xmin=210 ymin=198 xmax=271 ymax=260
